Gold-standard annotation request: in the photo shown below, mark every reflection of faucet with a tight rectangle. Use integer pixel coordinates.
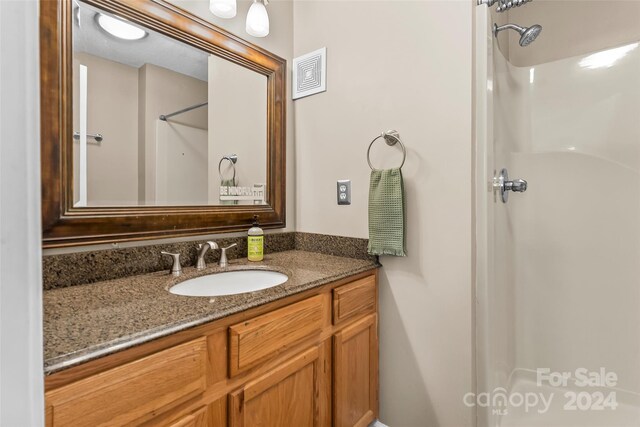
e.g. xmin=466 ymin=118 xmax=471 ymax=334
xmin=219 ymin=243 xmax=237 ymax=268
xmin=196 ymin=241 xmax=219 ymax=270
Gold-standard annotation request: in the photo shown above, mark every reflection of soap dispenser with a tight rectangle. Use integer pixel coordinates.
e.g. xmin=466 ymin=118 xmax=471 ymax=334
xmin=248 ymin=215 xmax=264 ymax=262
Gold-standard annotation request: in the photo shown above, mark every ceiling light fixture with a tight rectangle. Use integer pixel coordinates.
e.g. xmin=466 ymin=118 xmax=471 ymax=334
xmin=246 ymin=0 xmax=269 ymax=38
xmin=96 ymin=13 xmax=147 ymax=40
xmin=210 ymin=0 xmax=237 ymax=19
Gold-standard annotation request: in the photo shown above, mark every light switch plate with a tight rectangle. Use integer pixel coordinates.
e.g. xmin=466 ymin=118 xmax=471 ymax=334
xmin=337 ymin=180 xmax=351 ymax=205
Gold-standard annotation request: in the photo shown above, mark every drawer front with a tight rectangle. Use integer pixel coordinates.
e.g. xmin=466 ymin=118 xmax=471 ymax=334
xmin=332 ymin=275 xmax=376 ymax=325
xmin=229 ymin=295 xmax=324 ymax=376
xmin=46 ymin=338 xmax=207 ymax=427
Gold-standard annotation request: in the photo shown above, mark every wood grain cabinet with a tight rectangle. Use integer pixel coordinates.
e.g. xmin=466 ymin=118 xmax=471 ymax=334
xmin=229 ymin=343 xmax=331 ymax=427
xmin=167 ymin=406 xmax=208 ymax=427
xmin=228 ymin=295 xmax=325 ymax=377
xmin=44 ymin=271 xmax=378 ymax=427
xmin=45 ymin=338 xmax=207 ymax=427
xmin=333 ymin=315 xmax=378 ymax=427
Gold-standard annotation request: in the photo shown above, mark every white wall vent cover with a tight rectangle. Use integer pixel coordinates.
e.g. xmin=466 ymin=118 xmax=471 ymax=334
xmin=292 ymin=47 xmax=326 ymax=100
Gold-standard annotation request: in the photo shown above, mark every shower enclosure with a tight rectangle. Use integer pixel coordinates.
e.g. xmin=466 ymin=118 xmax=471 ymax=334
xmin=475 ymin=1 xmax=640 ymax=426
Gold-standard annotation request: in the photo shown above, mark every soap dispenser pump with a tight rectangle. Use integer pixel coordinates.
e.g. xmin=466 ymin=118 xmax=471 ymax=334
xmin=248 ymin=215 xmax=264 ymax=262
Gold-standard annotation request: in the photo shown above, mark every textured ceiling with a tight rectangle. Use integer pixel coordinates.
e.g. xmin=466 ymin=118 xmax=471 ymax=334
xmin=73 ymin=1 xmax=208 ymax=81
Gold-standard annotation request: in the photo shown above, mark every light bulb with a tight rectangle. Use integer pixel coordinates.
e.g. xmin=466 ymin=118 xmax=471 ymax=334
xmin=210 ymin=0 xmax=237 ymax=19
xmin=246 ymin=0 xmax=269 ymax=38
xmin=96 ymin=13 xmax=147 ymax=40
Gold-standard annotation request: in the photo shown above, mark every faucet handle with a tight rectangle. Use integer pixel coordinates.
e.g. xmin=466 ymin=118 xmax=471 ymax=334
xmin=219 ymin=243 xmax=238 ymax=268
xmin=161 ymin=251 xmax=182 ymax=277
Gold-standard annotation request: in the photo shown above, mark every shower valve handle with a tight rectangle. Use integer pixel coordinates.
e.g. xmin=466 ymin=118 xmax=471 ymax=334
xmin=504 ymin=178 xmax=527 ymax=193
xmin=494 ymin=168 xmax=527 ymax=203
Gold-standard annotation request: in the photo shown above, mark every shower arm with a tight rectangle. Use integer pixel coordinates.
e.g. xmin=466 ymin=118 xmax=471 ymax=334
xmin=494 ymin=23 xmax=526 ymax=35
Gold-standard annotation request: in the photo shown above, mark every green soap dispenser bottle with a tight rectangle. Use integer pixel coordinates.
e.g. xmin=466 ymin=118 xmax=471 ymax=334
xmin=248 ymin=215 xmax=264 ymax=262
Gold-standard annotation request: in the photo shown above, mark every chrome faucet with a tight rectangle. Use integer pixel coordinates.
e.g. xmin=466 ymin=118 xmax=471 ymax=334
xmin=219 ymin=243 xmax=237 ymax=268
xmin=196 ymin=241 xmax=219 ymax=270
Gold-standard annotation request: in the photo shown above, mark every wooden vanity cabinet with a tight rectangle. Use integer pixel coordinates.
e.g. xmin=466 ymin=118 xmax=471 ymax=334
xmin=44 ymin=271 xmax=378 ymax=427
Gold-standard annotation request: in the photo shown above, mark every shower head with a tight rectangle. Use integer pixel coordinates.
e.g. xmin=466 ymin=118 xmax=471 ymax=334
xmin=493 ymin=23 xmax=542 ymax=47
xmin=519 ymin=24 xmax=542 ymax=46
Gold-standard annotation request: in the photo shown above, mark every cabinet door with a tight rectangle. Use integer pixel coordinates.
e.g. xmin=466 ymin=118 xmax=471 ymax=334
xmin=167 ymin=406 xmax=208 ymax=427
xmin=333 ymin=314 xmax=378 ymax=427
xmin=229 ymin=343 xmax=330 ymax=427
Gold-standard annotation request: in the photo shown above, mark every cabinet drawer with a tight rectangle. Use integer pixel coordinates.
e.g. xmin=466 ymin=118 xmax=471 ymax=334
xmin=229 ymin=295 xmax=324 ymax=376
xmin=46 ymin=338 xmax=207 ymax=427
xmin=333 ymin=275 xmax=376 ymax=325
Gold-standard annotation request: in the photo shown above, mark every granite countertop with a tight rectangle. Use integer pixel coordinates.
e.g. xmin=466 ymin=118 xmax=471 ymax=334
xmin=44 ymin=250 xmax=379 ymax=375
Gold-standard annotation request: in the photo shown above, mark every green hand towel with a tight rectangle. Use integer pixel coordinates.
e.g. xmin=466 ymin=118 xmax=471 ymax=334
xmin=368 ymin=168 xmax=406 ymax=257
xmin=220 ymin=179 xmax=238 ymax=205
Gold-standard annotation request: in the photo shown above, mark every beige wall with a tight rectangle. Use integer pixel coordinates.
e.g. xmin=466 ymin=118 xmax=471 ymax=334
xmin=138 ymin=63 xmax=208 ymax=203
xmin=73 ymin=52 xmax=139 ymax=205
xmin=293 ymin=1 xmax=474 ymax=426
xmin=502 ymin=0 xmax=640 ymax=66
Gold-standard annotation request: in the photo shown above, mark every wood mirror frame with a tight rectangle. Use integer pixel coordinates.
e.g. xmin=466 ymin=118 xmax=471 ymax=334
xmin=40 ymin=0 xmax=286 ymax=248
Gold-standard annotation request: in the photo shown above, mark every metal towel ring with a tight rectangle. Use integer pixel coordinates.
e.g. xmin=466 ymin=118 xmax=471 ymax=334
xmin=367 ymin=130 xmax=406 ymax=171
xmin=218 ymin=154 xmax=238 ymax=183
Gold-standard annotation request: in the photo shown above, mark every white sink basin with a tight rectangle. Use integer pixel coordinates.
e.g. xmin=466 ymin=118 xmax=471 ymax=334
xmin=169 ymin=270 xmax=289 ymax=297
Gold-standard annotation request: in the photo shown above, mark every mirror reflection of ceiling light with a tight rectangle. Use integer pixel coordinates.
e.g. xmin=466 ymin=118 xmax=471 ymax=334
xmin=96 ymin=13 xmax=147 ymax=40
xmin=246 ymin=0 xmax=269 ymax=38
xmin=210 ymin=0 xmax=237 ymax=19
xmin=579 ymin=43 xmax=639 ymax=70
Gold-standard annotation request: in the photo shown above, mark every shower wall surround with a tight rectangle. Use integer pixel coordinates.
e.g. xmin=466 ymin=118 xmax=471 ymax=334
xmin=478 ymin=1 xmax=640 ymax=425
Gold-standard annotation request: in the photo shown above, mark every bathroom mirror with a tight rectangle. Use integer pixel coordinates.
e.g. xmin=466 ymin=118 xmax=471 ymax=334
xmin=72 ymin=1 xmax=267 ymax=207
xmin=41 ymin=0 xmax=286 ymax=247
